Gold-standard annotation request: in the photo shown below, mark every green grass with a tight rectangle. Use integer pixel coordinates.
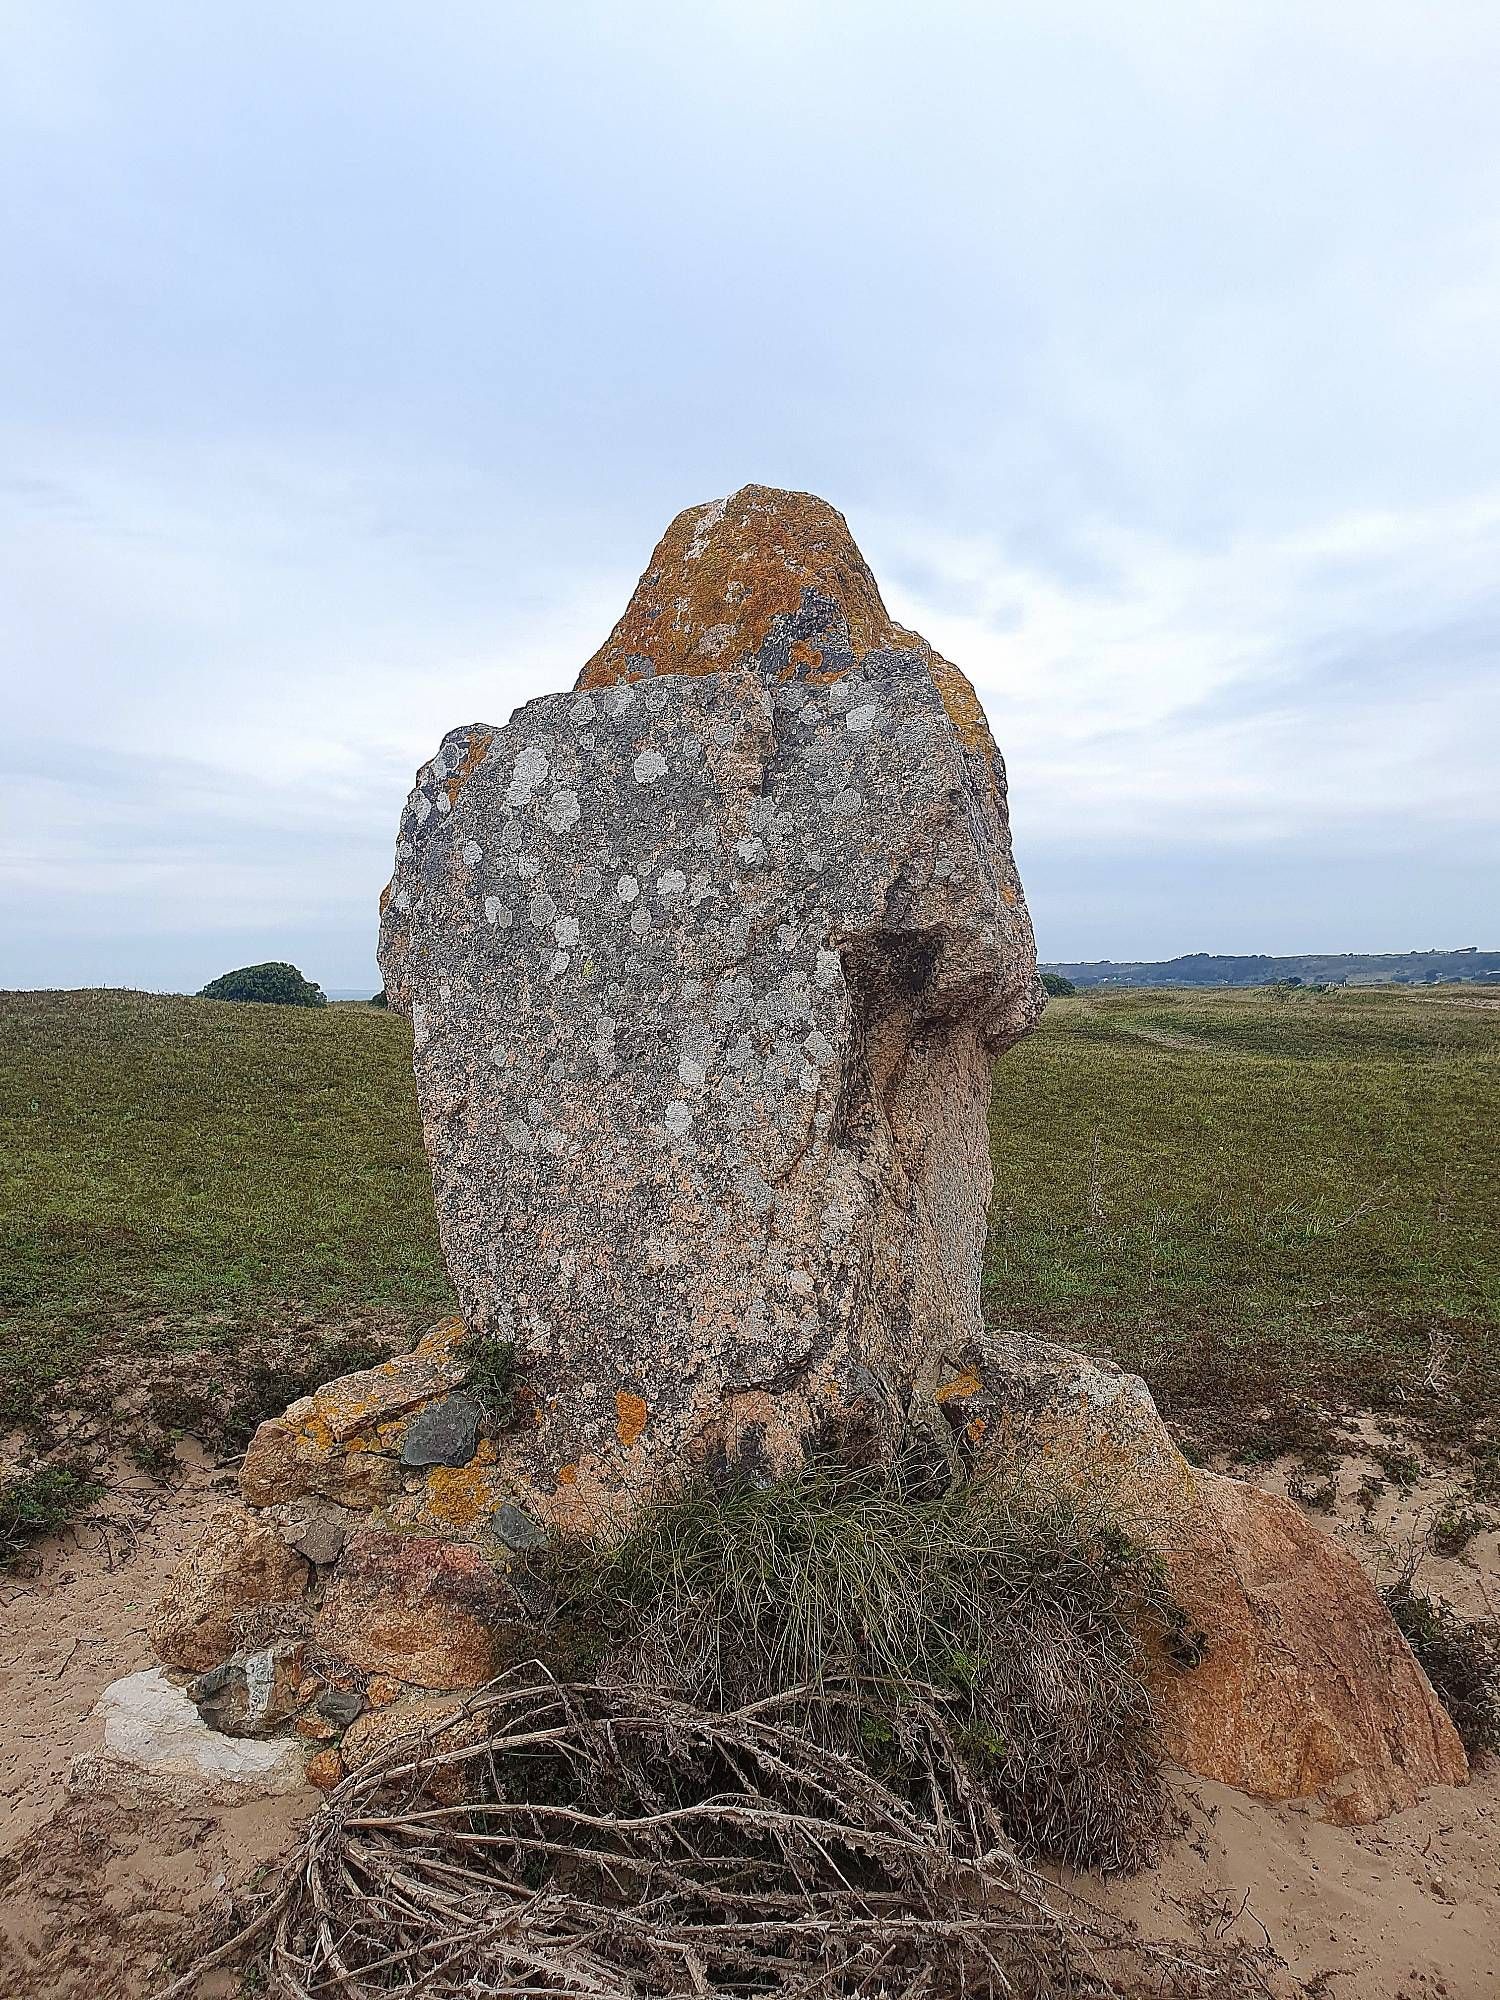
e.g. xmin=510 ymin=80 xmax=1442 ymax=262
xmin=2 ymin=982 xmax=1495 ymax=1474
xmin=985 ymin=983 xmax=1500 ymax=1456
xmin=0 ymin=989 xmax=454 ymax=1430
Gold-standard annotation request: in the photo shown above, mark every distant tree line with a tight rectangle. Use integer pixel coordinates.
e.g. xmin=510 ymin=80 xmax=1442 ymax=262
xmin=1040 ymin=948 xmax=1500 ymax=991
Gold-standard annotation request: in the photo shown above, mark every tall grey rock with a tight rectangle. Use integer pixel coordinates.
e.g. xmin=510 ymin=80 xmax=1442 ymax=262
xmin=379 ymin=485 xmax=1041 ymax=1528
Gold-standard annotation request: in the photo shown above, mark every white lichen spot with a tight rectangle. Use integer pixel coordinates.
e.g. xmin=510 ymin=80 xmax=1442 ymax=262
xmin=735 ymin=836 xmax=766 ymax=867
xmin=554 ymin=915 xmax=580 ymax=949
xmin=686 ymin=495 xmax=727 ymax=560
xmin=570 ymin=694 xmax=597 ymax=723
xmin=434 ymin=791 xmax=451 ymax=814
xmin=845 ymin=703 xmax=879 ymax=732
xmin=629 ymin=905 xmax=653 ymax=938
xmin=656 ymin=868 xmax=687 ymax=896
xmin=393 ymin=889 xmax=411 ymax=914
xmin=814 ymin=949 xmax=841 ymax=989
xmin=411 ymin=1002 xmax=428 ymax=1050
xmin=546 ymin=789 xmax=581 ymax=833
xmin=678 ymin=1055 xmax=707 ymax=1087
xmin=507 ymin=745 xmax=550 ymax=807
xmin=461 ymin=840 xmax=483 ymax=865
xmin=633 ymin=749 xmax=668 ymax=785
xmin=515 ymin=853 xmax=541 ymax=878
xmin=547 ymin=951 xmax=571 ymax=980
xmin=617 ymin=875 xmax=640 ymax=904
xmin=665 ymin=1100 xmax=693 ymax=1138
xmin=695 ymin=621 xmax=734 ymax=659
xmin=413 ymin=793 xmax=433 ymax=825
xmin=483 ymin=894 xmax=502 ymax=925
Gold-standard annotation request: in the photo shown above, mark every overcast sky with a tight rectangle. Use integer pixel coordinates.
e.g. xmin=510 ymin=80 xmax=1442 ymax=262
xmin=4 ymin=1 xmax=1498 ymax=991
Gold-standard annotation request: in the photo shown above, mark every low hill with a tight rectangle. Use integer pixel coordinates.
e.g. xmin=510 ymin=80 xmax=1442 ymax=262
xmin=1041 ymin=947 xmax=1500 ymax=989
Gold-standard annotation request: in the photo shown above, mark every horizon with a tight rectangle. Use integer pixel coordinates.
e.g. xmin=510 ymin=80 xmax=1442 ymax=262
xmin=4 ymin=5 xmax=1499 ymax=991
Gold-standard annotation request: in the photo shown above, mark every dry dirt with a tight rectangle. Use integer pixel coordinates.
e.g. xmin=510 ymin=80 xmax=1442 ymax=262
xmin=0 ymin=1429 xmax=1495 ymax=1998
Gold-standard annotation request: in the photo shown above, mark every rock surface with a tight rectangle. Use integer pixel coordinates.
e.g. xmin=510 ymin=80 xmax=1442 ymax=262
xmin=315 ymin=1529 xmax=521 ymax=1688
xmin=79 ymin=1670 xmax=309 ymax=1802
xmin=951 ymin=1331 xmax=1468 ymax=1824
xmin=148 ymin=1504 xmax=309 ymax=1673
xmin=378 ymin=485 xmax=1041 ymax=1527
xmin=1155 ymin=1470 xmax=1469 ymax=1824
xmin=241 ymin=1318 xmax=468 ymax=1508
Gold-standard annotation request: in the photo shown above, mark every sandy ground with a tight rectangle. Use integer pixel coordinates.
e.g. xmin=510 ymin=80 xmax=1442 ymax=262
xmin=0 ymin=1450 xmax=312 ymax=1999
xmin=0 ymin=1428 xmax=1495 ymax=1998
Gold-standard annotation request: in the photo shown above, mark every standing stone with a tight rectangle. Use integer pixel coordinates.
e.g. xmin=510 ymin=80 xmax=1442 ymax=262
xmin=379 ymin=486 xmax=1041 ymax=1530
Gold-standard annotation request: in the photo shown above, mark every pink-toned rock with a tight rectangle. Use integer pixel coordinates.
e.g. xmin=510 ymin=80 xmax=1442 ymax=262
xmin=953 ymin=1331 xmax=1467 ymax=1825
xmin=149 ymin=1505 xmax=310 ymax=1674
xmin=377 ymin=487 xmax=1042 ymax=1532
xmin=315 ymin=1529 xmax=519 ymax=1689
xmin=1155 ymin=1470 xmax=1468 ymax=1824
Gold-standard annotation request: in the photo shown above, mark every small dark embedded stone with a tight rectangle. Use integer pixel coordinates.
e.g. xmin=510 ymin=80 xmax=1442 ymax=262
xmin=316 ymin=1688 xmax=365 ymax=1728
xmin=190 ymin=1640 xmax=307 ymax=1738
xmin=493 ymin=1502 xmax=548 ymax=1551
xmin=400 ymin=1395 xmax=483 ymax=1469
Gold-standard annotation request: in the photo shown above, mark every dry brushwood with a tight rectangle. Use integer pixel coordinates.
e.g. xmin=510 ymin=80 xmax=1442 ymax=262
xmin=163 ymin=1666 xmax=1273 ymax=2000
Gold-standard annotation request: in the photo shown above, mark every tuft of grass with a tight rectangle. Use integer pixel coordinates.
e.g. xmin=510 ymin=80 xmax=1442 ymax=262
xmin=452 ymin=1327 xmax=518 ymax=1427
xmin=0 ymin=1461 xmax=102 ymax=1568
xmin=531 ymin=1455 xmax=1193 ymax=1872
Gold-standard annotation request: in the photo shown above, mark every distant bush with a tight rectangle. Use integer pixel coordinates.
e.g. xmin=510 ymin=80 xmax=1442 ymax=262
xmin=198 ymin=961 xmax=327 ymax=1007
xmin=370 ymin=988 xmax=389 ymax=1008
xmin=1040 ymin=973 xmax=1077 ymax=997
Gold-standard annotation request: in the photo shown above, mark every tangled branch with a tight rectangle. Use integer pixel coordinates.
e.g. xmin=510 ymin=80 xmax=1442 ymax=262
xmin=166 ymin=1666 xmax=1272 ymax=1999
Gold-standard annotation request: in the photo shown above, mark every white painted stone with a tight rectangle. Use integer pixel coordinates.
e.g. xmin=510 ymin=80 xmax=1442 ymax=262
xmin=86 ymin=1669 xmax=308 ymax=1800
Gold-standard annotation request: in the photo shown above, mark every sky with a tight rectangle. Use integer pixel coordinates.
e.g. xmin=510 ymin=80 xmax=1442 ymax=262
xmin=3 ymin=1 xmax=1498 ymax=992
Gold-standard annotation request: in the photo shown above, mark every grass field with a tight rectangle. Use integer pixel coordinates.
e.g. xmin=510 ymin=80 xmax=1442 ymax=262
xmin=1 ymin=983 xmax=1496 ymax=1503
xmin=986 ymin=983 xmax=1500 ymax=1466
xmin=0 ymin=989 xmax=454 ymax=1453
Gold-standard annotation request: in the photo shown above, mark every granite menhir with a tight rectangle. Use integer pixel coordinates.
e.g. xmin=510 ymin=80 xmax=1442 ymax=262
xmin=379 ymin=485 xmax=1042 ymax=1530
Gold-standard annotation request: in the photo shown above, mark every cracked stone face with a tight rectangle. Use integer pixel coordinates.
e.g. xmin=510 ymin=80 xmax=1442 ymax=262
xmin=379 ymin=485 xmax=1042 ymax=1531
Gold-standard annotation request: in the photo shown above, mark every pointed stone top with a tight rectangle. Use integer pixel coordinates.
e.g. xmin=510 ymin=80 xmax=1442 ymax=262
xmin=576 ymin=484 xmax=994 ymax=754
xmin=577 ymin=485 xmax=902 ymax=691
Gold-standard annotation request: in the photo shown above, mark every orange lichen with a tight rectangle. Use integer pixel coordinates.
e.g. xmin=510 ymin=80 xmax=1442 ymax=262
xmin=423 ymin=1457 xmax=503 ymax=1531
xmin=298 ymin=1414 xmax=336 ymax=1453
xmin=926 ymin=653 xmax=996 ymax=756
xmin=444 ymin=729 xmax=494 ymax=806
xmin=556 ymin=1463 xmax=578 ymax=1485
xmin=934 ymin=1368 xmax=982 ymax=1405
xmin=616 ymin=1391 xmax=648 ymax=1449
xmin=578 ymin=488 xmax=898 ymax=691
xmin=966 ymin=1416 xmax=988 ymax=1444
xmin=573 ymin=488 xmax=1001 ymax=779
xmin=1002 ymin=884 xmax=1018 ymax=906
